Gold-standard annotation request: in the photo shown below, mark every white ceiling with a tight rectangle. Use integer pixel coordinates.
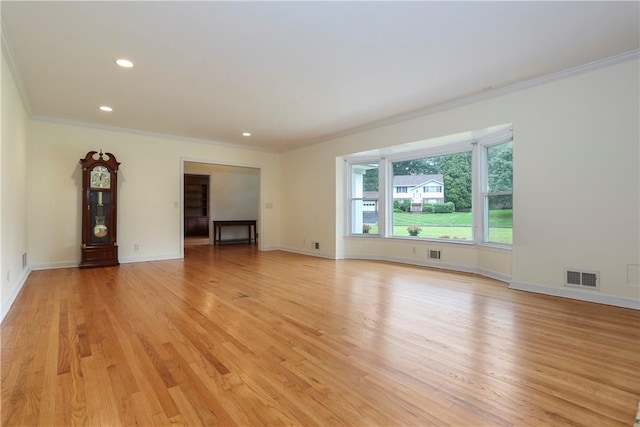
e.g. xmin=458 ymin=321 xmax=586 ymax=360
xmin=2 ymin=1 xmax=638 ymax=152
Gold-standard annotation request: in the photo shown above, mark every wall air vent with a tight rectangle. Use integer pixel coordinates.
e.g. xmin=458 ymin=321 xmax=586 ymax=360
xmin=428 ymin=250 xmax=441 ymax=260
xmin=565 ymin=269 xmax=600 ymax=290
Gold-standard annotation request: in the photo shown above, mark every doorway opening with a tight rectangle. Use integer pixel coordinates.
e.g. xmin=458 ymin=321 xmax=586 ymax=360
xmin=182 ymin=161 xmax=260 ymax=250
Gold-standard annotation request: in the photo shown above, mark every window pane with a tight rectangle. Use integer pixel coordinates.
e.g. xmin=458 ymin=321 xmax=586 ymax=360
xmin=351 ymin=163 xmax=378 ymax=197
xmin=351 ymin=163 xmax=379 ymax=235
xmin=486 ymin=140 xmax=513 ymax=245
xmin=487 ymin=141 xmax=513 ymax=192
xmin=487 ymin=194 xmax=513 ymax=245
xmin=351 ymin=200 xmax=379 ymax=234
xmin=391 ymin=152 xmax=471 ymax=240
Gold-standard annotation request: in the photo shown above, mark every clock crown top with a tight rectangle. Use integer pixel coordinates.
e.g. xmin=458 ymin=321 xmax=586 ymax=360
xmin=80 ymin=150 xmax=120 ymax=170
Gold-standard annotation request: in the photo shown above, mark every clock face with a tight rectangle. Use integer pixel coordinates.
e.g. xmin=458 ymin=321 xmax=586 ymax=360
xmin=90 ymin=166 xmax=110 ymax=188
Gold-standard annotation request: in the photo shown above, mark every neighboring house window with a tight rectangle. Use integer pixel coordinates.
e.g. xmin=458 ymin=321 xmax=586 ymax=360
xmin=424 ymin=185 xmax=442 ymax=192
xmin=483 ymin=140 xmax=513 ymax=245
xmin=349 ymin=162 xmax=379 ymax=235
xmin=396 ymin=186 xmax=408 ymax=193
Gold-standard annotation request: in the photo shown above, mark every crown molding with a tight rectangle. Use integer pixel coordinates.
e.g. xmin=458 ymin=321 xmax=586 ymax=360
xmin=302 ymin=49 xmax=640 ymax=149
xmin=29 ymin=115 xmax=278 ymax=154
xmin=1 ymin=23 xmax=32 ymax=115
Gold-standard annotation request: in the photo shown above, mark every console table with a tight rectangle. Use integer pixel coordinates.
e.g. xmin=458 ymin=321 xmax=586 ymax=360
xmin=212 ymin=220 xmax=257 ymax=246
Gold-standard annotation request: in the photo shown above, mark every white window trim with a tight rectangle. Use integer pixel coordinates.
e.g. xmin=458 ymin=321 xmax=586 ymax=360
xmin=345 ymin=125 xmax=512 ymax=246
xmin=346 ymin=158 xmax=382 ymax=236
xmin=477 ymin=136 xmax=513 ymax=247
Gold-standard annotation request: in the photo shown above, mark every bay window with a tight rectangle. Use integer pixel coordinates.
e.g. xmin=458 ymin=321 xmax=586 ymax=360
xmin=346 ymin=124 xmax=513 ymax=246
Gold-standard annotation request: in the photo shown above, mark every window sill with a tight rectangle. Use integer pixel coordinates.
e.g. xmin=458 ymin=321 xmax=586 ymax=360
xmin=388 ymin=236 xmax=475 ymax=246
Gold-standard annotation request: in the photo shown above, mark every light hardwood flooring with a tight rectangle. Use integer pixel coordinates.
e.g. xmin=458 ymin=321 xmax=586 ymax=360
xmin=2 ymin=245 xmax=639 ymax=426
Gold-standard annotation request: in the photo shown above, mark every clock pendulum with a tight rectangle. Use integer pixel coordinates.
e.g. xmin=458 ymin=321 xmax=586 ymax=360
xmin=93 ymin=191 xmax=108 ymax=238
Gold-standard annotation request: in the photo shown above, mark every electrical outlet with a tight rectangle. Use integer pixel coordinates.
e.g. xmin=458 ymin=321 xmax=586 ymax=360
xmin=314 ymin=242 xmax=320 ymax=250
xmin=6 ymin=271 xmax=10 ymax=283
xmin=134 ymin=244 xmax=140 ymax=252
xmin=412 ymin=247 xmax=416 ymax=255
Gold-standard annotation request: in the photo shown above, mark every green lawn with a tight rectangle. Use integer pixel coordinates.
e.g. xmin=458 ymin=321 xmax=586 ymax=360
xmin=364 ymin=210 xmax=513 ymax=244
xmin=487 ymin=209 xmax=513 ymax=227
xmin=393 ymin=211 xmax=472 ymax=226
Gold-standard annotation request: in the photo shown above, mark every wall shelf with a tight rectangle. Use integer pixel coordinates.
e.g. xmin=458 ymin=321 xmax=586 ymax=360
xmin=184 ymin=174 xmax=209 ymax=236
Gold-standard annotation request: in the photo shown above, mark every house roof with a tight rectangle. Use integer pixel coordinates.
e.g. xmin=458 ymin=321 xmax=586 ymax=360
xmin=393 ymin=174 xmax=443 ymax=187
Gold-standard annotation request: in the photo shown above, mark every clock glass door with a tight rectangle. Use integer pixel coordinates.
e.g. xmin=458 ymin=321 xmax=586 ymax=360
xmin=89 ymin=190 xmax=112 ymax=244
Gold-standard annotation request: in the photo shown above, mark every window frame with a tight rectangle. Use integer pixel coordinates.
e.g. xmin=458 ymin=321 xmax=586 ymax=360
xmin=346 ymin=159 xmax=383 ymax=236
xmin=388 ymin=143 xmax=472 ymax=241
xmin=345 ymin=126 xmax=512 ymax=246
xmin=477 ymin=138 xmax=513 ymax=246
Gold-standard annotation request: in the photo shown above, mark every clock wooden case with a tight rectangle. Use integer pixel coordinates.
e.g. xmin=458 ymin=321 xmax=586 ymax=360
xmin=79 ymin=150 xmax=120 ymax=268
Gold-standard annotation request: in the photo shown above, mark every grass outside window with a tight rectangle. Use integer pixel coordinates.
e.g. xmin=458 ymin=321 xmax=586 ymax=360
xmin=363 ymin=210 xmax=512 ymax=244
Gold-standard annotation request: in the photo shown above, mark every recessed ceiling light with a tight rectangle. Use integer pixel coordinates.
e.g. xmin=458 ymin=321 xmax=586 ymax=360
xmin=115 ymin=58 xmax=134 ymax=68
xmin=242 ymin=132 xmax=251 ymax=137
xmin=99 ymin=106 xmax=113 ymax=112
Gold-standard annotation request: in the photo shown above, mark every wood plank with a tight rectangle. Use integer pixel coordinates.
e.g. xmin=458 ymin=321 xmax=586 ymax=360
xmin=2 ymin=245 xmax=639 ymax=426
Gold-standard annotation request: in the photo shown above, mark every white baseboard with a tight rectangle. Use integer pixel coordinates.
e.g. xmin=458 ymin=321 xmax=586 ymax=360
xmin=477 ymin=268 xmax=512 ymax=283
xmin=1 ymin=267 xmax=31 ymax=323
xmin=509 ymin=281 xmax=640 ymax=310
xmin=278 ymin=246 xmax=337 ymax=260
xmin=278 ymin=249 xmax=513 ymax=283
xmin=30 ymin=253 xmax=184 ymax=271
xmin=384 ymin=255 xmax=479 ymax=275
xmin=119 ymin=253 xmax=183 ymax=264
xmin=344 ymin=253 xmax=511 ymax=283
xmin=30 ymin=261 xmax=78 ymax=270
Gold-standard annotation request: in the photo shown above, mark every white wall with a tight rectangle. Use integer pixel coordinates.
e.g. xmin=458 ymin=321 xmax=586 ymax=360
xmin=26 ymin=120 xmax=281 ymax=268
xmin=281 ymin=142 xmax=339 ymax=256
xmin=1 ymin=52 xmax=29 ymax=319
xmin=281 ymin=58 xmax=640 ymax=308
xmin=184 ymin=162 xmax=260 ymax=243
xmin=2 ymin=50 xmax=638 ymax=320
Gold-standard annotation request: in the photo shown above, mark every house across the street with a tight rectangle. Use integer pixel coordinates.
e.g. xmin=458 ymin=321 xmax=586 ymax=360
xmin=393 ymin=174 xmax=444 ymax=207
xmin=363 ymin=174 xmax=445 ymax=213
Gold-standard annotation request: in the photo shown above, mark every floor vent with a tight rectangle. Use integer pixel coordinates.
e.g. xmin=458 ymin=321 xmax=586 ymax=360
xmin=428 ymin=250 xmax=441 ymax=260
xmin=565 ymin=269 xmax=599 ymax=290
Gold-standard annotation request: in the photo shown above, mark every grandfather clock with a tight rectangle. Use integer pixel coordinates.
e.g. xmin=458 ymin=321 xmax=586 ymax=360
xmin=79 ymin=150 xmax=120 ymax=268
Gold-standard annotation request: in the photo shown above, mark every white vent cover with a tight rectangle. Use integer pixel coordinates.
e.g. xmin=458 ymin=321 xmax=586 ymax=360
xmin=565 ymin=269 xmax=600 ymax=290
xmin=428 ymin=250 xmax=441 ymax=260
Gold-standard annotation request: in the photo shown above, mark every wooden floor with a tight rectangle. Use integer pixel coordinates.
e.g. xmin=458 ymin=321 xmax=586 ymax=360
xmin=2 ymin=246 xmax=639 ymax=426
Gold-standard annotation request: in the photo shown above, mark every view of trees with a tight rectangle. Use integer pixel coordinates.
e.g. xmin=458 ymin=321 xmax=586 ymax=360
xmin=360 ymin=143 xmax=512 ymax=212
xmin=488 ymin=141 xmax=513 ymax=192
xmin=393 ymin=152 xmax=472 ymax=211
xmin=436 ymin=152 xmax=472 ymax=210
xmin=363 ymin=168 xmax=379 ymax=192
